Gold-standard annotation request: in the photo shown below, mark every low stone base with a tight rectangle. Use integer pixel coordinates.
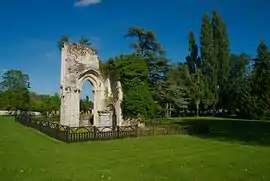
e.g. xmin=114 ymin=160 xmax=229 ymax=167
xmin=121 ymin=118 xmax=145 ymax=128
xmin=98 ymin=110 xmax=112 ymax=131
xmin=79 ymin=119 xmax=90 ymax=127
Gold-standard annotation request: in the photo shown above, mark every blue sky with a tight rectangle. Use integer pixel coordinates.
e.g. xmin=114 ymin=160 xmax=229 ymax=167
xmin=0 ymin=0 xmax=269 ymax=98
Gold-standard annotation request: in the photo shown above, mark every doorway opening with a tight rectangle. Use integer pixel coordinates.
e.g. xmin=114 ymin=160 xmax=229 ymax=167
xmin=79 ymin=80 xmax=94 ymax=126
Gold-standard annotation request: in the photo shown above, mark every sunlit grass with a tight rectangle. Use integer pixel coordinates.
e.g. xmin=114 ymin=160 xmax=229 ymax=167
xmin=1 ymin=116 xmax=270 ymax=181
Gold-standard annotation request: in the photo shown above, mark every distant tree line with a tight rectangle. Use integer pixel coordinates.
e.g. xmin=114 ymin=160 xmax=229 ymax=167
xmin=0 ymin=70 xmax=93 ymax=116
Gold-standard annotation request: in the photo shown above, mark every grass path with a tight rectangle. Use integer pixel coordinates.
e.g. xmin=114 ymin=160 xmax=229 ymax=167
xmin=1 ymin=116 xmax=270 ymax=180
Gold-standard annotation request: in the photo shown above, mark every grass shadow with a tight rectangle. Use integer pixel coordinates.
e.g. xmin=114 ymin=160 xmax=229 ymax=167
xmin=170 ymin=117 xmax=270 ymax=147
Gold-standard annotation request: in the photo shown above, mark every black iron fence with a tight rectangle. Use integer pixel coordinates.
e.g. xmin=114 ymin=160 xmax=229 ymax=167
xmin=15 ymin=114 xmax=210 ymax=143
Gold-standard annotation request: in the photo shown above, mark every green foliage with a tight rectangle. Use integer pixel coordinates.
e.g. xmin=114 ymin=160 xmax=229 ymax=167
xmin=161 ymin=64 xmax=190 ymax=116
xmin=248 ymin=42 xmax=270 ymax=119
xmin=78 ymin=36 xmax=98 ymax=53
xmin=186 ymin=31 xmax=201 ymax=73
xmin=183 ymin=31 xmax=208 ymax=116
xmin=125 ymin=26 xmax=170 ymax=80
xmin=236 ymin=42 xmax=270 ymax=119
xmin=57 ymin=35 xmax=69 ymax=51
xmin=200 ymin=13 xmax=218 ymax=109
xmin=126 ymin=26 xmax=170 ymax=116
xmin=225 ymin=53 xmax=251 ymax=112
xmin=57 ymin=35 xmax=98 ymax=53
xmin=104 ymin=54 xmax=155 ymax=118
xmin=0 ymin=70 xmax=30 ymax=91
xmin=80 ymin=96 xmax=93 ymax=113
xmin=0 ymin=91 xmax=5 ymax=109
xmin=29 ymin=93 xmax=60 ymax=115
xmin=0 ymin=70 xmax=31 ymax=111
xmin=211 ymin=10 xmax=230 ymax=110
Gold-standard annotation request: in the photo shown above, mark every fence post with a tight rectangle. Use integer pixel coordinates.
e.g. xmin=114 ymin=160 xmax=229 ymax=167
xmin=135 ymin=124 xmax=138 ymax=137
xmin=117 ymin=126 xmax=120 ymax=138
xmin=29 ymin=116 xmax=32 ymax=127
xmin=93 ymin=126 xmax=97 ymax=140
xmin=26 ymin=114 xmax=30 ymax=126
xmin=66 ymin=126 xmax=71 ymax=143
xmin=56 ymin=124 xmax=60 ymax=139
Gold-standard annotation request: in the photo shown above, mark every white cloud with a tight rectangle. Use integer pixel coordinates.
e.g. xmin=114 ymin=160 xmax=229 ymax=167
xmin=74 ymin=0 xmax=102 ymax=7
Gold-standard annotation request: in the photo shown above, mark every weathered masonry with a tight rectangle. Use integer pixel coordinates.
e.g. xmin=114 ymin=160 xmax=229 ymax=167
xmin=60 ymin=43 xmax=123 ymax=128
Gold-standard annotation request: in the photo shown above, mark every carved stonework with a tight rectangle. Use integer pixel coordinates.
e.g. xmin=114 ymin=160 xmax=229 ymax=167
xmin=60 ymin=43 xmax=123 ymax=128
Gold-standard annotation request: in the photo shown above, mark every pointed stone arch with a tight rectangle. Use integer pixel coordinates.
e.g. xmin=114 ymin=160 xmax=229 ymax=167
xmin=59 ymin=43 xmax=123 ymax=127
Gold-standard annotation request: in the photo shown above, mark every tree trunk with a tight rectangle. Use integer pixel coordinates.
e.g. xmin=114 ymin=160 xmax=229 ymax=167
xmin=165 ymin=103 xmax=170 ymax=118
xmin=196 ymin=100 xmax=200 ymax=117
xmin=169 ymin=103 xmax=171 ymax=117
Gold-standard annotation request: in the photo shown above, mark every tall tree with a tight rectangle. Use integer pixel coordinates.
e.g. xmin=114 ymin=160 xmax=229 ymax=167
xmin=185 ymin=68 xmax=206 ymax=117
xmin=125 ymin=26 xmax=170 ymax=83
xmin=0 ymin=70 xmax=30 ymax=111
xmin=200 ymin=13 xmax=214 ymax=76
xmin=184 ymin=32 xmax=206 ymax=116
xmin=211 ymin=10 xmax=230 ymax=111
xmin=125 ymin=26 xmax=170 ymax=114
xmin=186 ymin=31 xmax=201 ymax=73
xmin=106 ymin=54 xmax=155 ymax=119
xmin=251 ymin=42 xmax=270 ymax=118
xmin=200 ymin=13 xmax=218 ymax=111
xmin=226 ymin=53 xmax=251 ymax=112
xmin=157 ymin=64 xmax=189 ymax=117
xmin=0 ymin=70 xmax=30 ymax=91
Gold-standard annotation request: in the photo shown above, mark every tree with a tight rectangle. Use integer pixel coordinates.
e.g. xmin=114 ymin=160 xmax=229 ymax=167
xmin=161 ymin=64 xmax=189 ymax=117
xmin=57 ymin=35 xmax=69 ymax=51
xmin=80 ymin=96 xmax=92 ymax=113
xmin=225 ymin=53 xmax=251 ymax=112
xmin=250 ymin=42 xmax=270 ymax=118
xmin=200 ymin=13 xmax=218 ymax=111
xmin=125 ymin=26 xmax=170 ymax=82
xmin=50 ymin=93 xmax=61 ymax=114
xmin=0 ymin=70 xmax=30 ymax=111
xmin=125 ymin=26 xmax=170 ymax=115
xmin=211 ymin=10 xmax=230 ymax=111
xmin=186 ymin=31 xmax=201 ymax=73
xmin=105 ymin=54 xmax=155 ymax=119
xmin=0 ymin=70 xmax=30 ymax=91
xmin=0 ymin=90 xmax=6 ymax=109
xmin=184 ymin=31 xmax=207 ymax=116
xmin=186 ymin=68 xmax=206 ymax=117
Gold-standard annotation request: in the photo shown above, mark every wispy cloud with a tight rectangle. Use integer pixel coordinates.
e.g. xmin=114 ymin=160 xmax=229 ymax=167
xmin=74 ymin=0 xmax=102 ymax=7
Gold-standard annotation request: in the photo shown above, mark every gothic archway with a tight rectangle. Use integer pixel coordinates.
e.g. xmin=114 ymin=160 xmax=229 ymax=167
xmin=77 ymin=69 xmax=102 ymax=127
xmin=59 ymin=43 xmax=123 ymax=127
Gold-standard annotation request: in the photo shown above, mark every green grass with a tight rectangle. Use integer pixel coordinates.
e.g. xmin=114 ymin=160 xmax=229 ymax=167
xmin=149 ymin=116 xmax=270 ymax=146
xmin=1 ymin=116 xmax=270 ymax=181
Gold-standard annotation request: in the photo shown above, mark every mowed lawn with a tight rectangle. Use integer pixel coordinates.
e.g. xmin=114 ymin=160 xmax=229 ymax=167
xmin=1 ymin=117 xmax=270 ymax=181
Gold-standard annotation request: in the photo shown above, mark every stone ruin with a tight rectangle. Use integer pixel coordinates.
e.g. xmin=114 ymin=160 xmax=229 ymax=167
xmin=60 ymin=43 xmax=123 ymax=128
